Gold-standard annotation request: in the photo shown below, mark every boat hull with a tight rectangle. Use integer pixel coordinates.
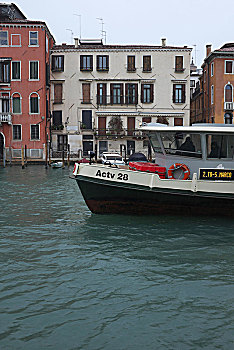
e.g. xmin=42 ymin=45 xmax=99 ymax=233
xmin=75 ymin=175 xmax=234 ymax=217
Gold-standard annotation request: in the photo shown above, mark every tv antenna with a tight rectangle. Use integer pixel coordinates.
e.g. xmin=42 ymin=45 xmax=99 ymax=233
xmin=66 ymin=29 xmax=74 ymax=44
xmin=96 ymin=17 xmax=106 ymax=43
xmin=193 ymin=44 xmax=197 ymax=64
xmin=74 ymin=14 xmax=82 ymax=39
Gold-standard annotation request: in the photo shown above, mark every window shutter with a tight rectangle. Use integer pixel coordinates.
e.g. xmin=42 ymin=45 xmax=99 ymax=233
xmin=106 ymin=56 xmax=109 ymax=70
xmin=182 ymin=84 xmax=186 ymax=103
xmin=110 ymin=83 xmax=113 ymax=104
xmin=173 ymin=85 xmax=176 ymax=103
xmin=80 ymin=56 xmax=83 ymax=70
xmin=125 ymin=83 xmax=129 ymax=104
xmin=103 ymin=83 xmax=107 ymax=105
xmin=150 ymin=84 xmax=154 ymax=103
xmin=96 ymin=56 xmax=99 ymax=70
xmin=141 ymin=84 xmax=144 ymax=103
xmin=120 ymin=83 xmax=124 ymax=104
xmin=135 ymin=84 xmax=138 ymax=104
xmin=90 ymin=56 xmax=93 ymax=71
xmin=97 ymin=83 xmax=100 ymax=104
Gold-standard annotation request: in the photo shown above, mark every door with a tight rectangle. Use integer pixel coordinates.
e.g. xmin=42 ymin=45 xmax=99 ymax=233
xmin=83 ymin=141 xmax=93 ymax=156
xmin=82 ymin=110 xmax=92 ymax=129
xmin=98 ymin=117 xmax=106 ymax=136
xmin=82 ymin=83 xmax=91 ymax=103
xmin=127 ymin=140 xmax=135 ymax=156
xmin=127 ymin=117 xmax=135 ymax=136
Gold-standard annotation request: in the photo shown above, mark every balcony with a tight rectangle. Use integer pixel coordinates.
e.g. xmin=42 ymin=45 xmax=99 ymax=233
xmin=96 ymin=95 xmax=138 ymax=106
xmin=224 ymin=102 xmax=233 ymax=110
xmin=0 ymin=113 xmax=12 ymax=124
xmin=94 ymin=128 xmax=144 ymax=139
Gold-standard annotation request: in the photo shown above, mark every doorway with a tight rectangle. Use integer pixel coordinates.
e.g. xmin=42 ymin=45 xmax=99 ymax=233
xmin=0 ymin=133 xmax=4 ymax=160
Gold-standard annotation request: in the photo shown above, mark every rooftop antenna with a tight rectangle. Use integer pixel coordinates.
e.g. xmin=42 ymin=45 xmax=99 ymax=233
xmin=102 ymin=30 xmax=107 ymax=44
xmin=96 ymin=17 xmax=105 ymax=42
xmin=74 ymin=14 xmax=82 ymax=39
xmin=193 ymin=44 xmax=197 ymax=64
xmin=66 ymin=29 xmax=74 ymax=44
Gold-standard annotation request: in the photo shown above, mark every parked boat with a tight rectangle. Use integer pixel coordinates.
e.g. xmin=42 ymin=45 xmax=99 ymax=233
xmin=71 ymin=124 xmax=234 ymax=217
xmin=51 ymin=161 xmax=63 ymax=168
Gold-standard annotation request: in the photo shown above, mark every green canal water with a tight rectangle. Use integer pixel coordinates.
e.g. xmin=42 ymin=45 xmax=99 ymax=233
xmin=0 ymin=166 xmax=234 ymax=350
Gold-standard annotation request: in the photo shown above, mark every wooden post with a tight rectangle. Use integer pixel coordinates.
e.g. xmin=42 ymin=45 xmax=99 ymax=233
xmin=21 ymin=145 xmax=25 ymax=169
xmin=24 ymin=145 xmax=27 ymax=167
xmin=9 ymin=146 xmax=12 ymax=166
xmin=45 ymin=130 xmax=48 ymax=169
xmin=62 ymin=149 xmax=65 ymax=168
xmin=3 ymin=146 xmax=6 ymax=168
xmin=67 ymin=144 xmax=70 ymax=167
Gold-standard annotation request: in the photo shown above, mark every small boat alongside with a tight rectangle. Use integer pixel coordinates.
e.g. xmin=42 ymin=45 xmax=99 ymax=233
xmin=51 ymin=161 xmax=63 ymax=168
xmin=71 ymin=124 xmax=234 ymax=217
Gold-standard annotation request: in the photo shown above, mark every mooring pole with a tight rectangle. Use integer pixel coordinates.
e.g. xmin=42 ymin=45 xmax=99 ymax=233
xmin=21 ymin=145 xmax=25 ymax=169
xmin=67 ymin=144 xmax=70 ymax=167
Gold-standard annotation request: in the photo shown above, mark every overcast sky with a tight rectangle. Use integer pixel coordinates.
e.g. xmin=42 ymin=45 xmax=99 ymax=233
xmin=13 ymin=0 xmax=234 ymax=67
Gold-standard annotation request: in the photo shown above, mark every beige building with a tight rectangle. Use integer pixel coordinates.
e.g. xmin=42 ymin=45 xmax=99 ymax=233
xmin=50 ymin=38 xmax=192 ymax=158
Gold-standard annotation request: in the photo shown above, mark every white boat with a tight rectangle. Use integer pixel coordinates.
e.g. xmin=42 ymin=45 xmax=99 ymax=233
xmin=51 ymin=161 xmax=63 ymax=168
xmin=71 ymin=124 xmax=234 ymax=217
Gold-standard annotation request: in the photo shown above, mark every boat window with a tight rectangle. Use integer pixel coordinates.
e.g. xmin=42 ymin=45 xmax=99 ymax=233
xmin=160 ymin=132 xmax=202 ymax=158
xmin=106 ymin=156 xmax=122 ymax=161
xmin=206 ymin=134 xmax=234 ymax=159
xmin=148 ymin=133 xmax=163 ymax=153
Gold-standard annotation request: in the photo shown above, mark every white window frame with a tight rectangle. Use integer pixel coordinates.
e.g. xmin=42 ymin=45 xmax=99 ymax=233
xmin=211 ymin=85 xmax=214 ymax=105
xmin=12 ymin=92 xmax=22 ymax=114
xmin=11 ymin=34 xmax=21 ymax=47
xmin=29 ymin=31 xmax=39 ymax=46
xmin=29 ymin=61 xmax=39 ymax=80
xmin=12 ymin=124 xmax=22 ymax=141
xmin=29 ymin=92 xmax=40 ymax=114
xmin=0 ymin=31 xmax=9 ymax=46
xmin=30 ymin=124 xmax=40 ymax=141
xmin=11 ymin=61 xmax=21 ymax=81
xmin=225 ymin=60 xmax=234 ymax=74
xmin=211 ymin=62 xmax=214 ymax=77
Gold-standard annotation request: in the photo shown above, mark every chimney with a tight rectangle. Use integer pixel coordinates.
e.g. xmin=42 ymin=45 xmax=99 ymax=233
xmin=74 ymin=38 xmax=79 ymax=48
xmin=161 ymin=38 xmax=166 ymax=47
xmin=206 ymin=44 xmax=212 ymax=57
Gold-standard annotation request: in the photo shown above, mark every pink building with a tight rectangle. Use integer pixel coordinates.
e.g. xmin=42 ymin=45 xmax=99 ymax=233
xmin=0 ymin=3 xmax=54 ymax=162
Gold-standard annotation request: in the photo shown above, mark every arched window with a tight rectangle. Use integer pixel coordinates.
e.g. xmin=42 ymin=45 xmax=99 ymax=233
xmin=12 ymin=92 xmax=21 ymax=114
xmin=224 ymin=112 xmax=233 ymax=124
xmin=29 ymin=92 xmax=40 ymax=114
xmin=225 ymin=84 xmax=232 ymax=102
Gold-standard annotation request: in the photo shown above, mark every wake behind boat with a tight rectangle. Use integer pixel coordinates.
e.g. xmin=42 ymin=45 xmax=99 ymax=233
xmin=71 ymin=124 xmax=234 ymax=217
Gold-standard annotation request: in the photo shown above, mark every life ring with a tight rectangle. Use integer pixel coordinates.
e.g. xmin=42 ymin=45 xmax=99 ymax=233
xmin=167 ymin=163 xmax=190 ymax=180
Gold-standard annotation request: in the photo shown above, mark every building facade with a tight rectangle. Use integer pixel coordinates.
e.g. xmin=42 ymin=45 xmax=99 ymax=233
xmin=0 ymin=3 xmax=54 ymax=162
xmin=50 ymin=39 xmax=192 ymax=158
xmin=191 ymin=43 xmax=234 ymax=125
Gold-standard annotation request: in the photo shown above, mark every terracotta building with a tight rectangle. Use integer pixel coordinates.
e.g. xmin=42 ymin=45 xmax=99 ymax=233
xmin=191 ymin=43 xmax=234 ymax=125
xmin=0 ymin=3 xmax=54 ymax=162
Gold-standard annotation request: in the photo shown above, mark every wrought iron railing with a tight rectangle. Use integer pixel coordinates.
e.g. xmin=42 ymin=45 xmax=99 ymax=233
xmin=96 ymin=95 xmax=138 ymax=106
xmin=0 ymin=113 xmax=12 ymax=124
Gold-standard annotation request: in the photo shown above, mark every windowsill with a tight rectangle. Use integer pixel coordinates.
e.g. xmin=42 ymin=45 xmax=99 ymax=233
xmin=81 ymin=102 xmax=92 ymax=104
xmin=12 ymin=139 xmax=22 ymax=141
xmin=80 ymin=69 xmax=93 ymax=72
xmin=174 ymin=69 xmax=185 ymax=73
xmin=142 ymin=69 xmax=152 ymax=73
xmin=29 ymin=79 xmax=40 ymax=81
xmin=11 ymin=79 xmax=21 ymax=81
xmin=28 ymin=45 xmax=39 ymax=47
xmin=53 ymin=102 xmax=63 ymax=105
xmin=29 ymin=113 xmax=40 ymax=115
xmin=173 ymin=102 xmax=186 ymax=104
xmin=0 ymin=45 xmax=9 ymax=47
xmin=97 ymin=69 xmax=109 ymax=72
xmin=12 ymin=113 xmax=22 ymax=115
xmin=30 ymin=139 xmax=40 ymax=141
xmin=127 ymin=69 xmax=136 ymax=72
xmin=11 ymin=45 xmax=22 ymax=47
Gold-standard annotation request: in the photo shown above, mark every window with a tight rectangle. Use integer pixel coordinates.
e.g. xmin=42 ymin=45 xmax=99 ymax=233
xmin=29 ymin=61 xmax=39 ymax=80
xmin=54 ymin=84 xmax=63 ymax=104
xmin=142 ymin=117 xmax=151 ymax=123
xmin=224 ymin=113 xmax=233 ymax=124
xmin=174 ymin=118 xmax=183 ymax=126
xmin=0 ymin=61 xmax=10 ymax=83
xmin=52 ymin=111 xmax=62 ymax=126
xmin=99 ymin=141 xmax=108 ymax=156
xmin=141 ymin=84 xmax=154 ymax=103
xmin=173 ymin=84 xmax=185 ymax=103
xmin=13 ymin=125 xmax=21 ymax=140
xmin=225 ymin=61 xmax=233 ymax=74
xmin=97 ymin=83 xmax=107 ymax=105
xmin=80 ymin=55 xmax=93 ymax=71
xmin=110 ymin=83 xmax=123 ymax=104
xmin=158 ymin=132 xmax=202 ymax=158
xmin=12 ymin=94 xmax=21 ymax=114
xmin=211 ymin=62 xmax=214 ymax=76
xmin=225 ymin=84 xmax=232 ymax=102
xmin=30 ymin=93 xmax=39 ymax=114
xmin=207 ymin=134 xmax=234 ymax=158
xmin=31 ymin=125 xmax=40 ymax=140
xmin=211 ymin=85 xmax=214 ymax=104
xmin=97 ymin=55 xmax=109 ymax=71
xmin=82 ymin=83 xmax=91 ymax=103
xmin=82 ymin=110 xmax=92 ymax=129
xmin=52 ymin=55 xmax=64 ymax=72
xmin=29 ymin=31 xmax=38 ymax=46
xmin=125 ymin=83 xmax=138 ymax=104
xmin=175 ymin=56 xmax=184 ymax=72
xmin=143 ymin=56 xmax=151 ymax=72
xmin=190 ymin=80 xmax=195 ymax=88
xmin=127 ymin=56 xmax=136 ymax=72
xmin=1 ymin=97 xmax=9 ymax=113
xmin=57 ymin=135 xmax=68 ymax=151
xmin=12 ymin=61 xmax=21 ymax=80
xmin=0 ymin=31 xmax=8 ymax=46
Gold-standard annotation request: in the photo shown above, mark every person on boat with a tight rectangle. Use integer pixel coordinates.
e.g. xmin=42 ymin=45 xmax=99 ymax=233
xmin=178 ymin=136 xmax=195 ymax=153
xmin=208 ymin=141 xmax=219 ymax=158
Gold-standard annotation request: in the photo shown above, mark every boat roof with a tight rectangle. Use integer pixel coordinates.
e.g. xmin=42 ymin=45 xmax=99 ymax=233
xmin=140 ymin=123 xmax=234 ymax=133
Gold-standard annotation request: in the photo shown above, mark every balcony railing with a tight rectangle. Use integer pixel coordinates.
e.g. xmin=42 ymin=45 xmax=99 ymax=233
xmin=0 ymin=113 xmax=12 ymax=124
xmin=94 ymin=128 xmax=144 ymax=138
xmin=224 ymin=102 xmax=233 ymax=110
xmin=96 ymin=95 xmax=138 ymax=106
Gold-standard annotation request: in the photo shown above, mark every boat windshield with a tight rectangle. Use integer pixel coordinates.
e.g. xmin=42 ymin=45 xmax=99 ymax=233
xmin=150 ymin=132 xmax=202 ymax=158
xmin=207 ymin=134 xmax=234 ymax=159
xmin=106 ymin=156 xmax=123 ymax=161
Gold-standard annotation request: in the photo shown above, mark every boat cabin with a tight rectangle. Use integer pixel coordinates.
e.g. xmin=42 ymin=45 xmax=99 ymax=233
xmin=140 ymin=123 xmax=234 ymax=176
